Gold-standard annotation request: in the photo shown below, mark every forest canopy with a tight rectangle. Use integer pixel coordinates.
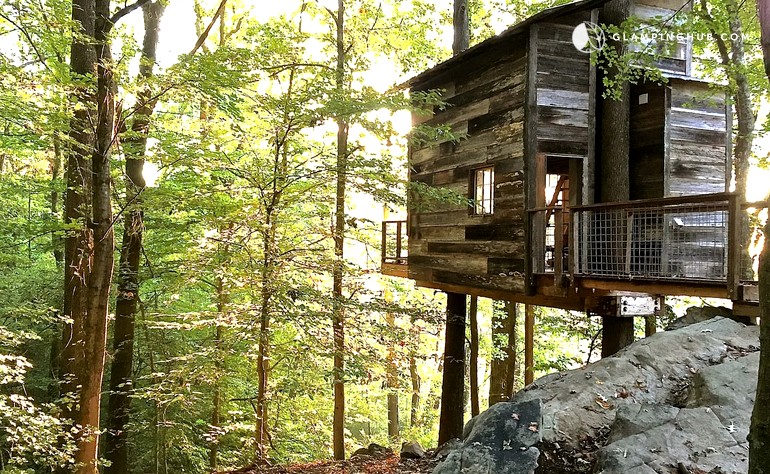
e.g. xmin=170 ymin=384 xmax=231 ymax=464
xmin=0 ymin=0 xmax=769 ymax=473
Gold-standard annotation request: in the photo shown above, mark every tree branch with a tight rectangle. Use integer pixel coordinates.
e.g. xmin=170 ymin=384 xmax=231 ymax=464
xmin=0 ymin=12 xmax=51 ymax=73
xmin=190 ymin=0 xmax=228 ymax=55
xmin=109 ymin=0 xmax=153 ymax=26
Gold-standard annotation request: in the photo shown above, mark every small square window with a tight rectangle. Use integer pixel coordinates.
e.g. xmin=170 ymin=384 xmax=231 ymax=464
xmin=472 ymin=166 xmax=494 ymax=215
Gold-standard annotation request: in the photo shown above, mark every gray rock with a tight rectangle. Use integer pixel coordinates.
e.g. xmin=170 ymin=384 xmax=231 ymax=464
xmin=400 ymin=440 xmax=426 ymax=459
xmin=666 ymin=306 xmax=733 ymax=331
xmin=593 ymin=322 xmax=759 ymax=473
xmin=434 ymin=438 xmax=462 ymax=460
xmin=432 ymin=399 xmax=542 ymax=474
xmin=350 ymin=443 xmax=392 ymax=459
xmin=446 ymin=316 xmax=759 ymax=474
xmin=513 ymin=317 xmax=756 ymax=449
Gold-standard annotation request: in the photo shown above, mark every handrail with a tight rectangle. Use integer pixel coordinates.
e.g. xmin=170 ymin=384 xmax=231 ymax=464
xmin=570 ymin=192 xmax=734 ymax=211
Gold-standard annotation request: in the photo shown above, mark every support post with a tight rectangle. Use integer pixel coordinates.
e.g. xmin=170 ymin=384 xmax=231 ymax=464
xmin=438 ymin=292 xmax=467 ymax=445
xmin=645 ymin=316 xmax=657 ymax=337
xmin=524 ymin=304 xmax=535 ymax=385
xmin=602 ymin=315 xmax=634 ymax=357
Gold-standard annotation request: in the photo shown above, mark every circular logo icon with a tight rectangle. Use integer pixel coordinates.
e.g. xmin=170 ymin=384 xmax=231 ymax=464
xmin=572 ymin=21 xmax=606 ymax=53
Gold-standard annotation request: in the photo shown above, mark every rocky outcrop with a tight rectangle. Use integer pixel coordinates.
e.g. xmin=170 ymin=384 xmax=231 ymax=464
xmin=436 ymin=317 xmax=760 ymax=474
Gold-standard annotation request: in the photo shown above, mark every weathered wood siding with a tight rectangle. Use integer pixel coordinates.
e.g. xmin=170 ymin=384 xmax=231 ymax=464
xmin=666 ymin=79 xmax=729 ymax=196
xmin=665 ymin=79 xmax=729 ymax=279
xmin=630 ymin=82 xmax=666 ymax=199
xmin=533 ymin=14 xmax=594 ymax=158
xmin=407 ymin=41 xmax=528 ymax=293
xmin=627 ymin=78 xmax=729 ymax=280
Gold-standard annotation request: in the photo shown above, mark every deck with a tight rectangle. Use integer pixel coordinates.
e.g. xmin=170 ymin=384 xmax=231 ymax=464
xmin=382 ymin=193 xmax=765 ymax=315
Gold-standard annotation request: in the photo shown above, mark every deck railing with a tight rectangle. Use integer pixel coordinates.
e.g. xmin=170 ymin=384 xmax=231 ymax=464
xmin=568 ymin=193 xmax=770 ymax=288
xmin=381 ymin=220 xmax=408 ymax=265
xmin=572 ymin=193 xmax=731 ymax=282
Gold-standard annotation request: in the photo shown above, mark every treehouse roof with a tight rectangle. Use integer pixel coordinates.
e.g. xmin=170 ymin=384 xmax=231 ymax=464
xmin=405 ymin=0 xmax=609 ymax=89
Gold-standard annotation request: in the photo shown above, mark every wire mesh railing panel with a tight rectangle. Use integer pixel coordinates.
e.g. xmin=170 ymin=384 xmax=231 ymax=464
xmin=574 ymin=200 xmax=729 ymax=281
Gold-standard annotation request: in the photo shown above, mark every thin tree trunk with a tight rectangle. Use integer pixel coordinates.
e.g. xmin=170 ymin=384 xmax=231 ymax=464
xmin=409 ymin=324 xmax=421 ymax=427
xmin=438 ymin=292 xmax=466 ymax=445
xmin=524 ymin=305 xmax=535 ymax=385
xmin=698 ymin=0 xmax=756 ymax=278
xmin=332 ymin=0 xmax=348 ymax=460
xmin=384 ymin=292 xmax=400 ymax=440
xmin=748 ymin=217 xmax=769 ymax=473
xmin=210 ymin=277 xmax=228 ymax=470
xmin=105 ymin=4 xmax=164 ymax=472
xmin=48 ymin=137 xmax=63 ymax=401
xmin=50 ymin=137 xmax=64 ymax=267
xmin=489 ymin=301 xmax=517 ymax=405
xmin=748 ymin=4 xmax=770 ymax=471
xmin=469 ymin=296 xmax=480 ymax=417
xmin=255 ymin=256 xmax=272 ymax=459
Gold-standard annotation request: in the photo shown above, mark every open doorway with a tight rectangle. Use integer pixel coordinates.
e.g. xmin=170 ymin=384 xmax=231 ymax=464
xmin=534 ymin=155 xmax=583 ymax=274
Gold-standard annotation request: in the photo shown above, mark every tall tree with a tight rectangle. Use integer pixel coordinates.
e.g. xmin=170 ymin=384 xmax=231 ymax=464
xmin=58 ymin=0 xmax=122 ymax=470
xmin=598 ymin=0 xmax=635 ymax=357
xmin=749 ymin=4 xmax=770 ymax=471
xmin=331 ymin=0 xmax=348 ymax=460
xmin=695 ymin=0 xmax=759 ymax=277
xmin=437 ymin=0 xmax=471 ymax=445
xmin=105 ymin=3 xmax=165 ymax=472
xmin=438 ymin=292 xmax=467 ymax=444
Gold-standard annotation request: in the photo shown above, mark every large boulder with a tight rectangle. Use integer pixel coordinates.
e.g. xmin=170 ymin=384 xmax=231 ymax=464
xmin=432 ymin=399 xmax=542 ymax=474
xmin=440 ymin=316 xmax=759 ymax=474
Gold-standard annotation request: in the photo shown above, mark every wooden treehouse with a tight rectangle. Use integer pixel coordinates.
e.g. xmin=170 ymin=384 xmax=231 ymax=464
xmin=381 ymin=0 xmax=765 ymax=351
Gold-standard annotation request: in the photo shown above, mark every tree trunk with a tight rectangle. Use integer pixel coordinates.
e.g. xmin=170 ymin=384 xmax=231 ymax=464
xmin=598 ymin=0 xmax=635 ymax=357
xmin=104 ymin=4 xmax=164 ymax=472
xmin=748 ymin=4 xmax=770 ymax=471
xmin=452 ymin=0 xmax=469 ymax=54
xmin=409 ymin=324 xmax=421 ymax=427
xmin=60 ymin=0 xmax=96 ymax=424
xmin=524 ymin=305 xmax=535 ymax=385
xmin=255 ymin=261 xmax=272 ymax=460
xmin=59 ymin=0 xmax=117 ymax=471
xmin=438 ymin=292 xmax=466 ymax=445
xmin=748 ymin=217 xmax=770 ymax=473
xmin=332 ymin=0 xmax=348 ymax=460
xmin=468 ymin=296 xmax=480 ymax=417
xmin=385 ymin=305 xmax=400 ymax=440
xmin=489 ymin=301 xmax=516 ymax=405
xmin=210 ymin=277 xmax=228 ymax=470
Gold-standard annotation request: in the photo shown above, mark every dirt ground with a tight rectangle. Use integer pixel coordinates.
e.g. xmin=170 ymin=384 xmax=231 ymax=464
xmin=223 ymin=453 xmax=440 ymax=474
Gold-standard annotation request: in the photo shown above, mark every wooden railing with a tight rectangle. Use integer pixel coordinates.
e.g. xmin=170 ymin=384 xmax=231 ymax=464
xmin=381 ymin=220 xmax=408 ymax=265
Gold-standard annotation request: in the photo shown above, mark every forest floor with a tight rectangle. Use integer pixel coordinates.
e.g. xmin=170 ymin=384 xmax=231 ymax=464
xmin=224 ymin=453 xmax=440 ymax=474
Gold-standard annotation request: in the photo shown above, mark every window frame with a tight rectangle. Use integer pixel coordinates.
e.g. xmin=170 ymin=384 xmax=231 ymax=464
xmin=470 ymin=165 xmax=495 ymax=216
